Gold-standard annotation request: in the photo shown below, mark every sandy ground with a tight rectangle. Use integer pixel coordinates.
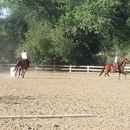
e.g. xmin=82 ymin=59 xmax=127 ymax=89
xmin=0 ymin=70 xmax=130 ymax=130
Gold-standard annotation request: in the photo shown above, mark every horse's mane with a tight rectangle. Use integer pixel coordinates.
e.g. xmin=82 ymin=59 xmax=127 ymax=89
xmin=119 ymin=58 xmax=127 ymax=66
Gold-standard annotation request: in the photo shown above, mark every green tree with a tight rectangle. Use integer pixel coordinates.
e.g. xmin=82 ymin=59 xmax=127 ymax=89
xmin=16 ymin=21 xmax=75 ymax=64
xmin=1 ymin=0 xmax=130 ymax=65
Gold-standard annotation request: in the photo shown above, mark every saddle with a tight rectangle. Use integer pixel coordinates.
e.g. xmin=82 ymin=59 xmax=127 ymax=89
xmin=113 ymin=63 xmax=116 ymax=66
xmin=21 ymin=59 xmax=29 ymax=67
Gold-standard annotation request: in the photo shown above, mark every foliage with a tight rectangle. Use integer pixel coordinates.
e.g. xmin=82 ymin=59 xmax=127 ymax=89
xmin=16 ymin=21 xmax=75 ymax=64
xmin=1 ymin=0 xmax=130 ymax=65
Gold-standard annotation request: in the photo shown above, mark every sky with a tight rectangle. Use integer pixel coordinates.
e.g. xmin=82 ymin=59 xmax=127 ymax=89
xmin=0 ymin=8 xmax=10 ymax=18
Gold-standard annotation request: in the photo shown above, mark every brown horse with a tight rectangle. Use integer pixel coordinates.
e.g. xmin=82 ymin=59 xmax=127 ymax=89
xmin=13 ymin=58 xmax=29 ymax=78
xmin=99 ymin=58 xmax=130 ymax=79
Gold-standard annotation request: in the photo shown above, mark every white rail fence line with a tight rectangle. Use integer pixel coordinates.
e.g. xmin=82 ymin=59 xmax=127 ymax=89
xmin=34 ymin=65 xmax=103 ymax=72
xmin=34 ymin=65 xmax=130 ymax=72
xmin=0 ymin=64 xmax=130 ymax=73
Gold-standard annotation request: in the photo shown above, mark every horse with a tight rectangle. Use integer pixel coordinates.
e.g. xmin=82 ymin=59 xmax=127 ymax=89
xmin=99 ymin=58 xmax=130 ymax=79
xmin=13 ymin=58 xmax=29 ymax=78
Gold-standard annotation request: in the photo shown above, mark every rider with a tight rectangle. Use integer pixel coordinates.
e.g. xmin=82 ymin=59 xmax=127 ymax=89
xmin=114 ymin=54 xmax=119 ymax=70
xmin=21 ymin=50 xmax=29 ymax=67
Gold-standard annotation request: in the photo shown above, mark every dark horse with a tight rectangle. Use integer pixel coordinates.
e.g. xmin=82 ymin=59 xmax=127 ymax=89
xmin=13 ymin=59 xmax=29 ymax=78
xmin=99 ymin=58 xmax=130 ymax=79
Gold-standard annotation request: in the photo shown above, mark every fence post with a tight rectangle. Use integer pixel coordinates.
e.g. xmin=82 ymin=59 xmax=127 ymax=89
xmin=0 ymin=64 xmax=2 ymax=72
xmin=69 ymin=65 xmax=71 ymax=72
xmin=53 ymin=64 xmax=55 ymax=72
xmin=87 ymin=66 xmax=89 ymax=73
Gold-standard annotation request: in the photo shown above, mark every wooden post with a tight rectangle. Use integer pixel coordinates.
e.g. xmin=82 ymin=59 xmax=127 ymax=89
xmin=0 ymin=64 xmax=2 ymax=72
xmin=69 ymin=65 xmax=71 ymax=72
xmin=53 ymin=64 xmax=55 ymax=72
xmin=87 ymin=66 xmax=89 ymax=73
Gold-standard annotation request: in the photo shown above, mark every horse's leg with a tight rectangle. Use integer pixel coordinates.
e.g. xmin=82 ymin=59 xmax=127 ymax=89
xmin=21 ymin=69 xmax=25 ymax=78
xmin=15 ymin=68 xmax=17 ymax=76
xmin=20 ymin=69 xmax=24 ymax=78
xmin=16 ymin=67 xmax=19 ymax=77
xmin=15 ymin=67 xmax=18 ymax=76
xmin=122 ymin=72 xmax=127 ymax=80
xmin=104 ymin=72 xmax=107 ymax=79
xmin=118 ymin=71 xmax=122 ymax=80
xmin=21 ymin=69 xmax=24 ymax=76
xmin=125 ymin=74 xmax=126 ymax=80
xmin=118 ymin=74 xmax=120 ymax=79
xmin=22 ymin=69 xmax=26 ymax=78
xmin=104 ymin=71 xmax=110 ymax=79
xmin=19 ymin=68 xmax=22 ymax=77
xmin=121 ymin=72 xmax=127 ymax=80
xmin=107 ymin=73 xmax=110 ymax=77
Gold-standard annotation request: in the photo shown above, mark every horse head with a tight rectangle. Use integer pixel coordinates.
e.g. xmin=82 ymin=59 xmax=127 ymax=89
xmin=124 ymin=58 xmax=130 ymax=64
xmin=119 ymin=58 xmax=130 ymax=71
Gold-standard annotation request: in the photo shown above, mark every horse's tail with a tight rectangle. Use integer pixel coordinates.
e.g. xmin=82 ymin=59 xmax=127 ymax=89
xmin=13 ymin=65 xmax=18 ymax=71
xmin=99 ymin=66 xmax=105 ymax=76
xmin=13 ymin=59 xmax=21 ymax=71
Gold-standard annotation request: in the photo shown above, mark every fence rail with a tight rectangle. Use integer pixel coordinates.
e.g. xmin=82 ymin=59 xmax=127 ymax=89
xmin=1 ymin=64 xmax=130 ymax=73
xmin=34 ymin=65 xmax=104 ymax=72
xmin=34 ymin=65 xmax=130 ymax=73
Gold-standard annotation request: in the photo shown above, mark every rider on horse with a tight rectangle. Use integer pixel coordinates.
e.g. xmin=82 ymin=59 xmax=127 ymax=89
xmin=114 ymin=54 xmax=119 ymax=71
xmin=21 ymin=50 xmax=29 ymax=67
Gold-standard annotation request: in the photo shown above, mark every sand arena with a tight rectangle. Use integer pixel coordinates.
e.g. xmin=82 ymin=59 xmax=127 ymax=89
xmin=0 ymin=70 xmax=130 ymax=130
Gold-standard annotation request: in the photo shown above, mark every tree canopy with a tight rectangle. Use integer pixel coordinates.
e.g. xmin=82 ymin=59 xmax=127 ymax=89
xmin=1 ymin=0 xmax=130 ymax=65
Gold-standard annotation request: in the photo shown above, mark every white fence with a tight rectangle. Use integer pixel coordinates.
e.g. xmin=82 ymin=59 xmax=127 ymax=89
xmin=34 ymin=65 xmax=103 ymax=72
xmin=1 ymin=64 xmax=130 ymax=73
xmin=35 ymin=65 xmax=130 ymax=73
